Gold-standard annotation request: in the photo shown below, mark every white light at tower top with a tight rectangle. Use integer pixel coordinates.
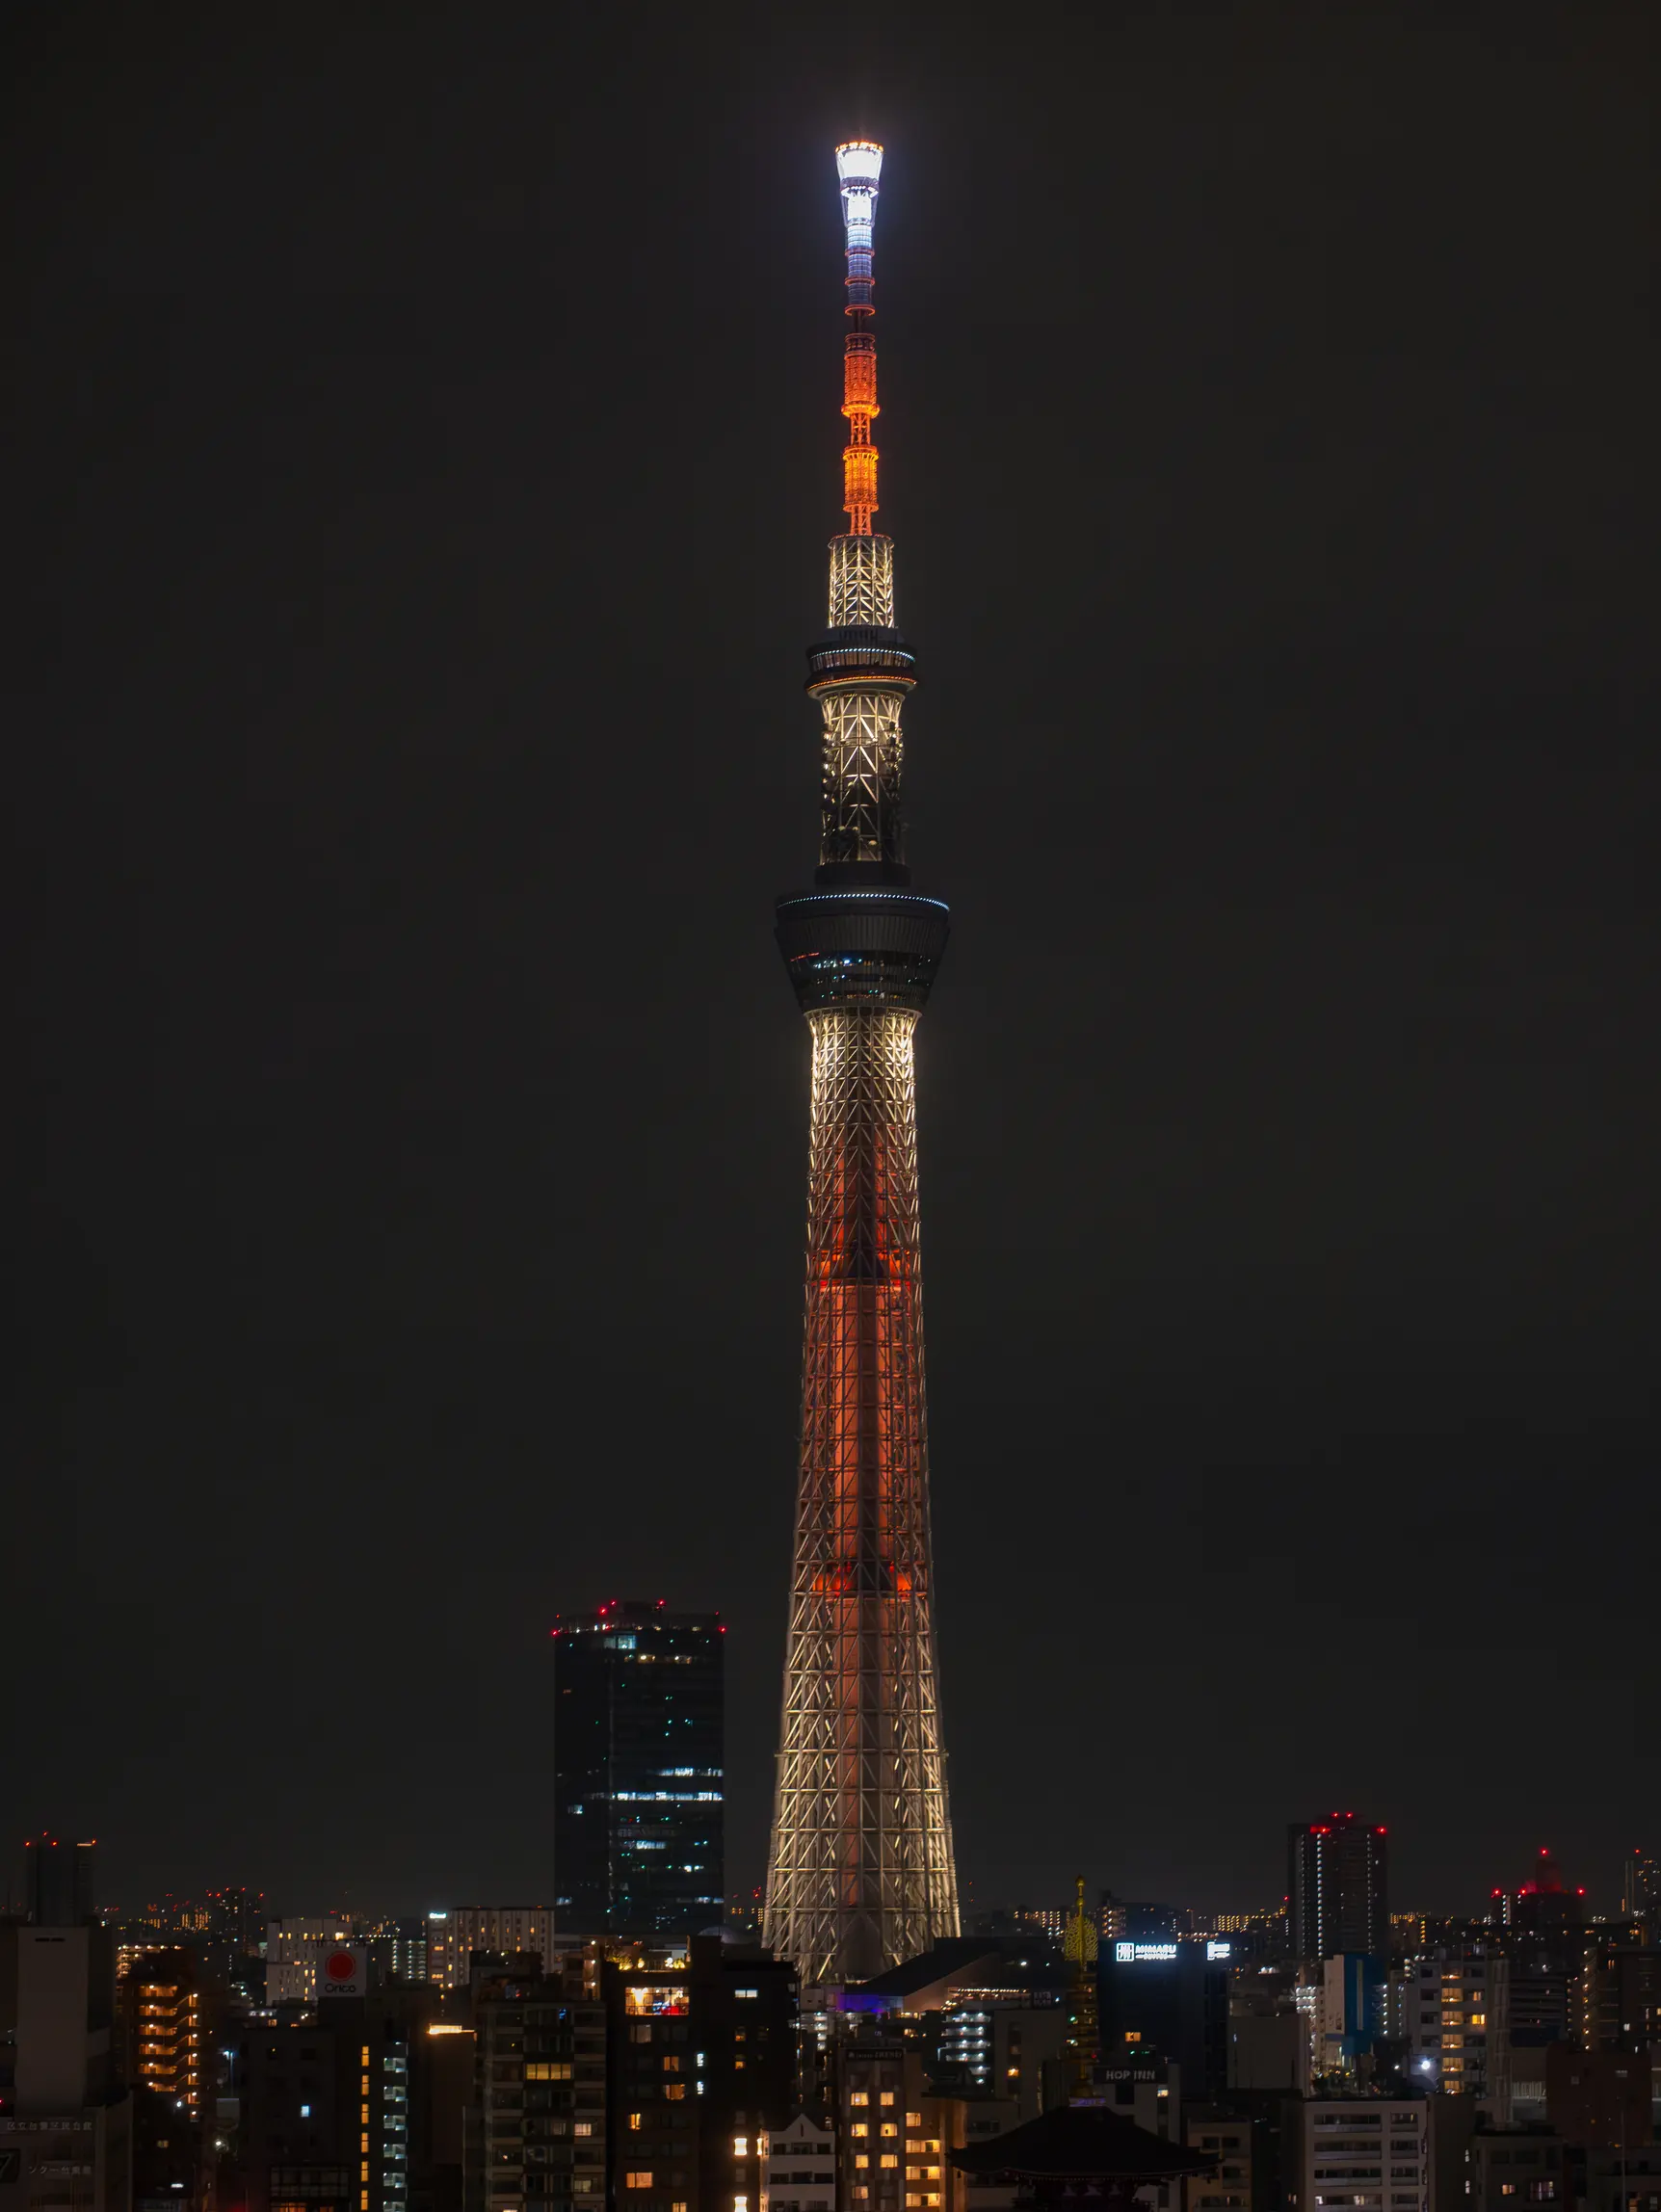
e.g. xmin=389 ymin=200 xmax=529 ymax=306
xmin=835 ymin=141 xmax=883 ymax=184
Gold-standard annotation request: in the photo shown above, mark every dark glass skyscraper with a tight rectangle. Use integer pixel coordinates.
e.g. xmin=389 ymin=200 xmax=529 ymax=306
xmin=553 ymin=1601 xmax=724 ymax=1936
xmin=1287 ymin=1812 xmax=1388 ymax=1960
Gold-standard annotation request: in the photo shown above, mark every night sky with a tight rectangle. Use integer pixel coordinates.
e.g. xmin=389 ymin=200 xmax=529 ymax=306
xmin=7 ymin=6 xmax=1657 ymax=1923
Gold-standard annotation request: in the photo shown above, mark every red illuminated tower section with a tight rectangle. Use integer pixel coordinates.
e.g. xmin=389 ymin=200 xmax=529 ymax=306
xmin=763 ymin=142 xmax=961 ymax=1985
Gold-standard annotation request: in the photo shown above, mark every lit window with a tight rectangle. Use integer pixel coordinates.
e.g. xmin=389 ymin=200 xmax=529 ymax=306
xmin=856 ymin=2156 xmax=870 ymax=2171
xmin=734 ymin=2140 xmax=750 ymax=2158
xmin=881 ymin=2125 xmax=898 ymax=2139
xmin=625 ymin=2176 xmax=653 ymax=2192
xmin=851 ymin=2094 xmax=869 ymax=2108
xmin=853 ymin=2126 xmax=870 ymax=2140
xmin=906 ymin=2116 xmax=922 ymax=2129
xmin=880 ymin=2157 xmax=899 ymax=2171
xmin=665 ymin=2085 xmax=686 ymax=2102
xmin=628 ymin=2116 xmax=643 ymax=2133
xmin=880 ymin=2094 xmax=895 ymax=2107
xmin=575 ymin=2124 xmax=593 ymax=2140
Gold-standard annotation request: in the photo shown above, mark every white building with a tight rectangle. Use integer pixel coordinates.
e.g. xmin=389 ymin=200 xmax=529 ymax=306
xmin=1405 ymin=1951 xmax=1510 ymax=2105
xmin=759 ymin=2112 xmax=836 ymax=2212
xmin=424 ymin=1907 xmax=560 ymax=1990
xmin=264 ymin=1917 xmax=353 ymax=2005
xmin=1296 ymin=2097 xmax=1429 ymax=2212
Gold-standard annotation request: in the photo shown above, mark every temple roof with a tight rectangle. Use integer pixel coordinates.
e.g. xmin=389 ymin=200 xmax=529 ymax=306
xmin=949 ymin=2104 xmax=1216 ymax=2181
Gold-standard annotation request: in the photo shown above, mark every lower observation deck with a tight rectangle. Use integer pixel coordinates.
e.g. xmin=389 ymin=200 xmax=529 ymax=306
xmin=776 ymin=886 xmax=950 ymax=1014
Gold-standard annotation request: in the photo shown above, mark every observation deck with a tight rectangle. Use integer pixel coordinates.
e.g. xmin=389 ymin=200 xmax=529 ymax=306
xmin=775 ymin=885 xmax=950 ymax=1014
xmin=805 ymin=624 xmax=917 ymax=696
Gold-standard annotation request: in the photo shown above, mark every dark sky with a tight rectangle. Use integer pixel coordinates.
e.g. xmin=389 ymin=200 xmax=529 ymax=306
xmin=6 ymin=4 xmax=1657 ymax=1925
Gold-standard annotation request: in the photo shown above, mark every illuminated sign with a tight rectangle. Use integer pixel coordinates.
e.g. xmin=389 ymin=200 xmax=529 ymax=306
xmin=318 ymin=1945 xmax=367 ymax=1999
xmin=1206 ymin=1940 xmax=1232 ymax=1960
xmin=1115 ymin=1941 xmax=1178 ymax=1962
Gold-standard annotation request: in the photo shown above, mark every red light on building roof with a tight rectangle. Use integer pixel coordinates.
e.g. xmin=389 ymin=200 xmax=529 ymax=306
xmin=1376 ymin=1827 xmax=1387 ymax=1834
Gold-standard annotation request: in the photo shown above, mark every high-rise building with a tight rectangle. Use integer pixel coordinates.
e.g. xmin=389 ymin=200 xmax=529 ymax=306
xmin=1286 ymin=1816 xmax=1387 ymax=1962
xmin=761 ymin=138 xmax=960 ymax=1989
xmin=553 ymin=1601 xmax=724 ymax=1938
xmin=23 ymin=1834 xmax=97 ymax=1926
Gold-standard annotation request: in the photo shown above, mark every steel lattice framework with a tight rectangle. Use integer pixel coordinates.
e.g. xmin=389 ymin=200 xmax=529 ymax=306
xmin=763 ymin=142 xmax=961 ymax=1987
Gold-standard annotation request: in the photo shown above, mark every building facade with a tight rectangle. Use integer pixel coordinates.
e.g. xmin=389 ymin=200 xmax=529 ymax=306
xmin=119 ymin=1948 xmax=208 ymax=2120
xmin=1287 ymin=1818 xmax=1388 ymax=1963
xmin=425 ymin=1913 xmax=560 ymax=1993
xmin=1405 ymin=1948 xmax=1510 ymax=2102
xmin=265 ymin=1921 xmax=356 ymax=2008
xmin=554 ymin=1603 xmax=724 ymax=1940
xmin=0 ymin=1921 xmax=132 ymax=2212
xmin=1293 ymin=2097 xmax=1428 ymax=2212
xmin=760 ymin=139 xmax=960 ymax=1988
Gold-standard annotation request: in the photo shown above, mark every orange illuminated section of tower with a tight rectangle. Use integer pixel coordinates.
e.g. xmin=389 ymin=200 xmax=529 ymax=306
xmin=837 ymin=140 xmax=883 ymax=533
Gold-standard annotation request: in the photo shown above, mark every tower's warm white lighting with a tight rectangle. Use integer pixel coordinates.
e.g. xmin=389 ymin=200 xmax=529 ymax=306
xmin=835 ymin=141 xmax=883 ymax=184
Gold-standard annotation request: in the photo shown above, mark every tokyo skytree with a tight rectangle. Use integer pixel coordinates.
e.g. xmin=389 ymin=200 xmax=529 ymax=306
xmin=762 ymin=141 xmax=961 ymax=1986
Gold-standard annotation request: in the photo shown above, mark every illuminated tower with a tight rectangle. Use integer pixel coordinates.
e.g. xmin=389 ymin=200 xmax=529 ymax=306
xmin=762 ymin=141 xmax=961 ymax=1985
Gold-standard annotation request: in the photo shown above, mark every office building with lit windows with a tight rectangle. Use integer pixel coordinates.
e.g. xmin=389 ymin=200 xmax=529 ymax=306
xmin=554 ymin=1602 xmax=724 ymax=1937
xmin=1287 ymin=1816 xmax=1388 ymax=1962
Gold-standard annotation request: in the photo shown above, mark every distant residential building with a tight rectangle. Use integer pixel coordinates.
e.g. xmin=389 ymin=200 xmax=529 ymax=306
xmin=234 ymin=1982 xmax=435 ymax=2212
xmin=1293 ymin=2094 xmax=1428 ymax=2212
xmin=119 ymin=1948 xmax=209 ymax=2120
xmin=1097 ymin=1897 xmax=1182 ymax=1944
xmin=1579 ymin=2145 xmax=1661 ymax=2212
xmin=1287 ymin=1817 xmax=1387 ymax=1962
xmin=1461 ymin=2125 xmax=1566 ymax=2211
xmin=422 ymin=1909 xmax=558 ymax=1991
xmin=264 ymin=1919 xmax=354 ymax=2006
xmin=1572 ymin=1936 xmax=1661 ymax=2053
xmin=466 ymin=1954 xmax=605 ymax=2212
xmin=1405 ymin=1948 xmax=1510 ymax=2102
xmin=833 ymin=2041 xmax=964 ymax=2212
xmin=1182 ymin=2107 xmax=1252 ymax=2212
xmin=554 ymin=1600 xmax=724 ymax=1938
xmin=1544 ymin=2044 xmax=1652 ymax=2150
xmin=936 ymin=2004 xmax=1065 ymax=2116
xmin=1182 ymin=2096 xmax=1294 ymax=2212
xmin=760 ymin=2112 xmax=836 ymax=2212
xmin=1620 ymin=1847 xmax=1657 ymax=1925
xmin=23 ymin=1835 xmax=98 ymax=1926
xmin=1226 ymin=1968 xmax=1310 ymax=2094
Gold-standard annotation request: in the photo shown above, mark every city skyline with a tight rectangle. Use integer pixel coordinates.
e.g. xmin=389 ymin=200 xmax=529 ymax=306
xmin=8 ymin=6 xmax=1656 ymax=1917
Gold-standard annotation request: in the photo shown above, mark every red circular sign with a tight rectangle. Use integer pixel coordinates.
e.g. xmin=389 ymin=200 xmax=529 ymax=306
xmin=325 ymin=1949 xmax=357 ymax=1982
